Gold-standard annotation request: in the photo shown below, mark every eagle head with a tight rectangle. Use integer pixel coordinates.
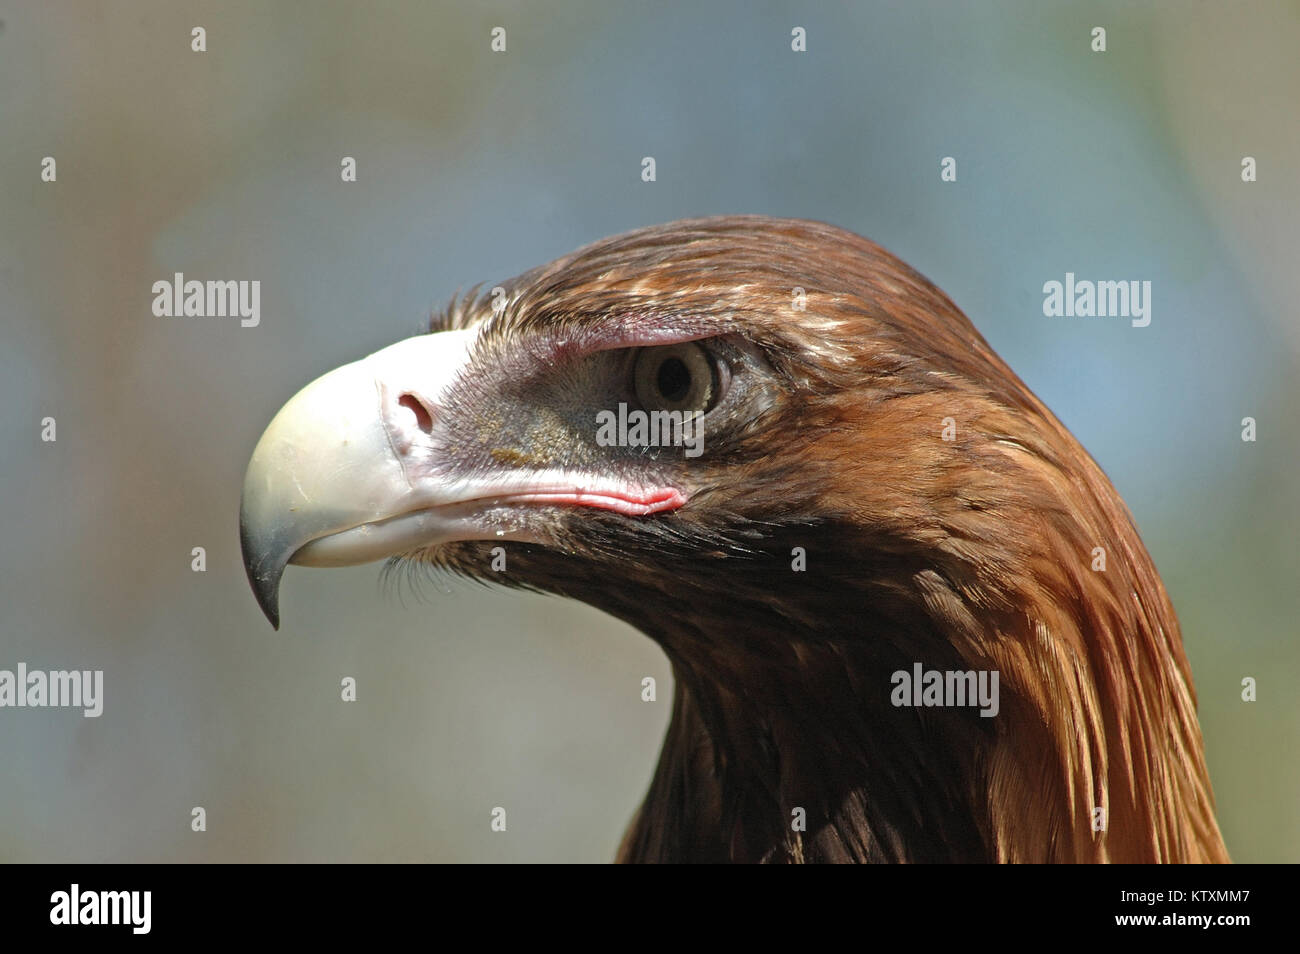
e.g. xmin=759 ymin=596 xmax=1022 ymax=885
xmin=239 ymin=216 xmax=1227 ymax=863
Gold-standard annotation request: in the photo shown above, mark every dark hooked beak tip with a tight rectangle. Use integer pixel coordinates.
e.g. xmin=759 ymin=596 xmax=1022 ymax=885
xmin=240 ymin=513 xmax=283 ymax=631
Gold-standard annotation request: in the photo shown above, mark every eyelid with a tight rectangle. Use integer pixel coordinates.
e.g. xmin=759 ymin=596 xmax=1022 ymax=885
xmin=540 ymin=321 xmax=721 ymax=364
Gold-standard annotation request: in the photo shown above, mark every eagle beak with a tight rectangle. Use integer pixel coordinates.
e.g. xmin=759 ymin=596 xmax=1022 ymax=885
xmin=239 ymin=329 xmax=479 ymax=629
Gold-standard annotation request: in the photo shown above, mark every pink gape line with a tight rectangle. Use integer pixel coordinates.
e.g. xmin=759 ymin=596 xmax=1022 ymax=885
xmin=499 ymin=487 xmax=686 ymax=517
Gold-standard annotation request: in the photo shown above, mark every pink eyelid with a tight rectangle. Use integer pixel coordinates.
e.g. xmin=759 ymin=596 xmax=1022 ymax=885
xmin=543 ymin=321 xmax=720 ymax=363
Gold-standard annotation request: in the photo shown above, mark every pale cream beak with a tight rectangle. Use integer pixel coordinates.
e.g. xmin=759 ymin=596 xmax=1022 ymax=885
xmin=239 ymin=329 xmax=482 ymax=628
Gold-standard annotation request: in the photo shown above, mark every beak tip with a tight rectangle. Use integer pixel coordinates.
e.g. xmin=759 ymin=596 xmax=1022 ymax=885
xmin=247 ymin=561 xmax=284 ymax=631
xmin=262 ymin=599 xmax=282 ymax=632
xmin=240 ymin=510 xmax=286 ymax=631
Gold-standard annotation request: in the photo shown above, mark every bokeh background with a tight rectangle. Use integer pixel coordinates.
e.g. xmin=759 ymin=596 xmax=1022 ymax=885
xmin=1 ymin=1 xmax=1296 ymax=862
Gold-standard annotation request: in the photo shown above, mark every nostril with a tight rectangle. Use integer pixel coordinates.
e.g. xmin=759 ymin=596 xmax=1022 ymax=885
xmin=397 ymin=393 xmax=435 ymax=436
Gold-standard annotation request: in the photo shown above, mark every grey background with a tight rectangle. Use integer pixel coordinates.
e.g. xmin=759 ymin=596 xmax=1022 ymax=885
xmin=0 ymin=1 xmax=1296 ymax=861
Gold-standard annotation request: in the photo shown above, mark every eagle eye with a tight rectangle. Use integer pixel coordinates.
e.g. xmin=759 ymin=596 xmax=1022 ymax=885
xmin=632 ymin=343 xmax=720 ymax=414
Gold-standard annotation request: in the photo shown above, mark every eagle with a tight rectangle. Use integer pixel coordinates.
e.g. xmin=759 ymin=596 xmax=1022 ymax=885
xmin=239 ymin=216 xmax=1228 ymax=863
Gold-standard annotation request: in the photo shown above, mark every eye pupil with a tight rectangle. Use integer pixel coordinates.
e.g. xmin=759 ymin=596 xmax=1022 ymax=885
xmin=656 ymin=357 xmax=691 ymax=403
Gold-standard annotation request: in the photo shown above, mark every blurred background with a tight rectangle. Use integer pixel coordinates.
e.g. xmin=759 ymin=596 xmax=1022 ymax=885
xmin=1 ymin=1 xmax=1296 ymax=862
